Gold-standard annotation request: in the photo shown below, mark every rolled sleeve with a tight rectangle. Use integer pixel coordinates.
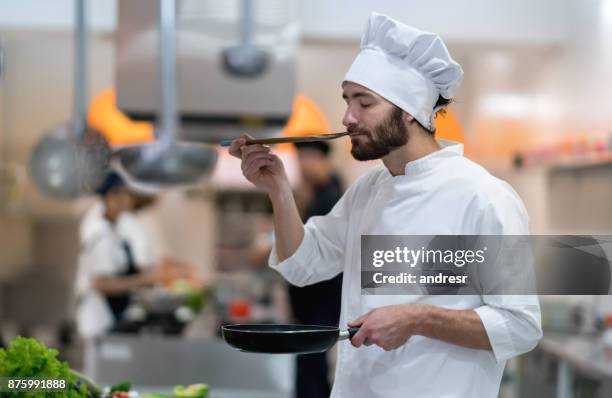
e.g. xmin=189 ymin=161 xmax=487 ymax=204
xmin=475 ymin=297 xmax=542 ymax=363
xmin=469 ymin=179 xmax=542 ymax=362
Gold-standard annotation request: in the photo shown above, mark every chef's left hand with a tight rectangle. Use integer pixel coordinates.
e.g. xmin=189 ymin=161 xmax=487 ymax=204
xmin=348 ymin=304 xmax=431 ymax=351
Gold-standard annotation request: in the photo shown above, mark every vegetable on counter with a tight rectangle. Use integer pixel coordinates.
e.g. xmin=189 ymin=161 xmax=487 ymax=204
xmin=108 ymin=381 xmax=132 ymax=398
xmin=110 ymin=381 xmax=132 ymax=393
xmin=1 ymin=337 xmax=210 ymax=398
xmin=168 ymin=279 xmax=209 ymax=313
xmin=174 ymin=383 xmax=210 ymax=398
xmin=0 ymin=336 xmax=97 ymax=398
xmin=138 ymin=383 xmax=209 ymax=398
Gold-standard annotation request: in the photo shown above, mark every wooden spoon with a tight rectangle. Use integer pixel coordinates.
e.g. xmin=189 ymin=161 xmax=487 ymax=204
xmin=220 ymin=132 xmax=350 ymax=147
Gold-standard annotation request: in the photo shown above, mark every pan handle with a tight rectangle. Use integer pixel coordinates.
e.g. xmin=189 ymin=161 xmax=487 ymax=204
xmin=338 ymin=327 xmax=360 ymax=341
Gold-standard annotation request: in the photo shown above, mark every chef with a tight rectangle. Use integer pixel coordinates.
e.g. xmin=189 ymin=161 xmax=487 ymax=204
xmin=74 ymin=172 xmax=161 ymax=337
xmin=229 ymin=12 xmax=542 ymax=398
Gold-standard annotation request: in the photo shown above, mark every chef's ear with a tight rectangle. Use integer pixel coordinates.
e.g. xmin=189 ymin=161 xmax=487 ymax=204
xmin=402 ymin=112 xmax=416 ymax=124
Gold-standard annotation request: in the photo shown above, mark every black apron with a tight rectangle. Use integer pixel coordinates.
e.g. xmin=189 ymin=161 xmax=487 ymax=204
xmin=105 ymin=241 xmax=140 ymax=322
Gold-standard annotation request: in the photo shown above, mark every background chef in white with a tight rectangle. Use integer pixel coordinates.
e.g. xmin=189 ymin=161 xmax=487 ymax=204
xmin=74 ymin=172 xmax=195 ymax=337
xmin=74 ymin=172 xmax=161 ymax=337
xmin=229 ymin=12 xmax=542 ymax=398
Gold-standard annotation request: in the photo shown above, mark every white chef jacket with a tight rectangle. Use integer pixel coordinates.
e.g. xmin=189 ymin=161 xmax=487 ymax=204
xmin=269 ymin=140 xmax=542 ymax=398
xmin=74 ymin=203 xmax=154 ymax=337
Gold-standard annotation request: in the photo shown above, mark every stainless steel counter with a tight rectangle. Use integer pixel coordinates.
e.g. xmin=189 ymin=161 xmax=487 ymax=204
xmin=540 ymin=333 xmax=612 ymax=380
xmin=530 ymin=333 xmax=612 ymax=398
xmin=84 ymin=334 xmax=295 ymax=398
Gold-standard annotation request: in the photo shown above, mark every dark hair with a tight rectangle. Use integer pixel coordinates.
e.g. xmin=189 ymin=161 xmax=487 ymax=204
xmin=412 ymin=96 xmax=454 ymax=134
xmin=293 ymin=141 xmax=332 ymax=156
xmin=95 ymin=171 xmax=125 ymax=196
xmin=434 ymin=96 xmax=453 ymax=118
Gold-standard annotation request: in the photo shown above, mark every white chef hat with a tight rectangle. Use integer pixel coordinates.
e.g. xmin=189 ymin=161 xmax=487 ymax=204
xmin=344 ymin=12 xmax=463 ymax=132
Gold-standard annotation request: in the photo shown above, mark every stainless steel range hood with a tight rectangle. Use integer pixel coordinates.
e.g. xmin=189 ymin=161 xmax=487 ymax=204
xmin=115 ymin=0 xmax=298 ymax=143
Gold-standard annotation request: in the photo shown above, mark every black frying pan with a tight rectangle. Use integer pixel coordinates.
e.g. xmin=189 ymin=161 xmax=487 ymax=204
xmin=222 ymin=324 xmax=360 ymax=354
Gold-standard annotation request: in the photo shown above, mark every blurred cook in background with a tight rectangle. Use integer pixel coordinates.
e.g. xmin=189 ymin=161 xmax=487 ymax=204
xmin=290 ymin=141 xmax=344 ymax=398
xmin=247 ymin=141 xmax=344 ymax=398
xmin=74 ymin=171 xmax=193 ymax=337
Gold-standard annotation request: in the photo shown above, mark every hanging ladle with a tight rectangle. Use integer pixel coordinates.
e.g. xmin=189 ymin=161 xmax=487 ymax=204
xmin=29 ymin=0 xmax=110 ymax=199
xmin=222 ymin=0 xmax=268 ymax=78
xmin=113 ymin=0 xmax=217 ymax=188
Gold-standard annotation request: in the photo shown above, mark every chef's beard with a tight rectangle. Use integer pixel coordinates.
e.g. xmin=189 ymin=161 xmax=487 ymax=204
xmin=350 ymin=106 xmax=407 ymax=161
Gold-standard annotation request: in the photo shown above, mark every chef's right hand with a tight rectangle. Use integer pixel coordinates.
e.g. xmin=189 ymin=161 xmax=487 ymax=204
xmin=140 ymin=265 xmax=164 ymax=287
xmin=228 ymin=133 xmax=289 ymax=194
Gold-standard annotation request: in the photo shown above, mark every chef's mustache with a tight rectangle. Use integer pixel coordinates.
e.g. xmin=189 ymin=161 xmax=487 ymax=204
xmin=348 ymin=127 xmax=373 ymax=137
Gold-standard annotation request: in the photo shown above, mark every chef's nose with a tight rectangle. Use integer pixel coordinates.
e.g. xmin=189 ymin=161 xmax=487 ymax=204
xmin=342 ymin=107 xmax=358 ymax=128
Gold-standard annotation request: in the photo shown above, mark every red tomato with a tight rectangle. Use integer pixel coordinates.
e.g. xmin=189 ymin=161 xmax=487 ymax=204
xmin=229 ymin=299 xmax=251 ymax=318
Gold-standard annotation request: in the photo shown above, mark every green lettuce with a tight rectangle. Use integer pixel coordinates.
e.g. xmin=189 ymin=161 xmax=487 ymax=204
xmin=0 ymin=336 xmax=92 ymax=398
xmin=174 ymin=383 xmax=210 ymax=398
